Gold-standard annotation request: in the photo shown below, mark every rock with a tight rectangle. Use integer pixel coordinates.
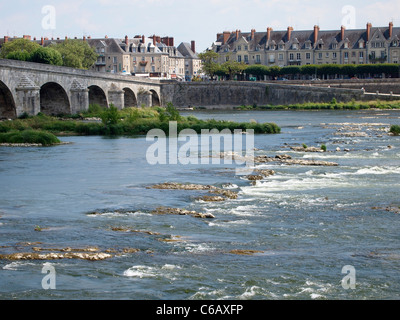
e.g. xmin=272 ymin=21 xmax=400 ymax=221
xmin=290 ymin=147 xmax=324 ymax=152
xmin=275 ymin=154 xmax=292 ymax=160
xmin=254 ymin=169 xmax=275 ymax=177
xmin=246 ymin=175 xmax=264 ymax=181
xmin=282 ymin=159 xmax=338 ymax=166
xmin=151 ymin=206 xmax=215 ymax=219
xmin=198 ymin=195 xmax=226 ymax=202
xmin=228 ymin=249 xmax=264 ymax=255
xmin=148 ymin=182 xmax=217 ymax=191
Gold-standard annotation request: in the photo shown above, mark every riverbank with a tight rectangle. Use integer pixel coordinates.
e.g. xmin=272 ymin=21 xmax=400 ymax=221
xmin=0 ymin=105 xmax=280 ymax=140
xmin=235 ymin=99 xmax=400 ymax=111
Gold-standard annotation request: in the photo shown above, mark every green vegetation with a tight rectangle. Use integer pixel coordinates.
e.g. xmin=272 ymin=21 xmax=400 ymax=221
xmin=236 ymin=99 xmax=400 ymax=111
xmin=1 ymin=38 xmax=98 ymax=69
xmin=321 ymin=144 xmax=327 ymax=152
xmin=390 ymin=125 xmax=400 ymax=135
xmin=0 ymin=104 xmax=281 ymax=138
xmin=0 ymin=129 xmax=61 ymax=146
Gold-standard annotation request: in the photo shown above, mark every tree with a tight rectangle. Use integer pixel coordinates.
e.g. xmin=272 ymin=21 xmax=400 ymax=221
xmin=50 ymin=39 xmax=98 ymax=69
xmin=0 ymin=38 xmax=41 ymax=59
xmin=245 ymin=65 xmax=268 ymax=80
xmin=30 ymin=47 xmax=63 ymax=66
xmin=221 ymin=59 xmax=247 ymax=80
xmin=198 ymin=50 xmax=220 ymax=78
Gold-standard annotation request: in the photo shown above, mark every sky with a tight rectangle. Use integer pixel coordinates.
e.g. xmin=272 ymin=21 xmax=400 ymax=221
xmin=0 ymin=0 xmax=399 ymax=52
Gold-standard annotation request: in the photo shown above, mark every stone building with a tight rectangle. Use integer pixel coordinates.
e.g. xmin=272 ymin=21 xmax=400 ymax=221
xmin=211 ymin=22 xmax=400 ymax=67
xmin=0 ymin=34 xmax=202 ymax=80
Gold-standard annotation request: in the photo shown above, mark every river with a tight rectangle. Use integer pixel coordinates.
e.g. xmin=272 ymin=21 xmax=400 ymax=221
xmin=0 ymin=109 xmax=399 ymax=300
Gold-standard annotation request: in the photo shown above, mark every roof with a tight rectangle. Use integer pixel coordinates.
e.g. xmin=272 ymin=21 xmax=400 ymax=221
xmin=213 ymin=24 xmax=400 ymax=52
xmin=177 ymin=42 xmax=198 ymax=58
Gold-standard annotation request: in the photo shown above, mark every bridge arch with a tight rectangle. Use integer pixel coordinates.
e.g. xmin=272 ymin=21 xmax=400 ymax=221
xmin=88 ymin=85 xmax=108 ymax=108
xmin=123 ymin=88 xmax=137 ymax=108
xmin=40 ymin=82 xmax=71 ymax=116
xmin=0 ymin=80 xmax=17 ymax=119
xmin=150 ymin=89 xmax=160 ymax=106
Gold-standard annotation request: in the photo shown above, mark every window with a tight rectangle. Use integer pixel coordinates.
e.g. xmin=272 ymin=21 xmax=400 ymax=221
xmin=113 ymin=57 xmax=117 ymax=63
xmin=292 ymin=43 xmax=298 ymax=50
xmin=344 ymin=52 xmax=349 ymax=59
xmin=381 ymin=51 xmax=386 ymax=58
xmin=297 ymin=53 xmax=301 ymax=60
xmin=269 ymin=54 xmax=275 ymax=63
xmin=359 ymin=52 xmax=364 ymax=58
xmin=237 ymin=55 xmax=242 ymax=62
xmin=306 ymin=53 xmax=311 ymax=60
xmin=352 ymin=52 xmax=356 ymax=57
xmin=289 ymin=53 xmax=294 ymax=61
xmin=237 ymin=45 xmax=241 ymax=51
xmin=278 ymin=53 xmax=283 ymax=61
xmin=326 ymin=52 xmax=329 ymax=58
xmin=256 ymin=55 xmax=261 ymax=63
xmin=318 ymin=52 xmax=322 ymax=59
xmin=333 ymin=52 xmax=337 ymax=58
xmin=244 ymin=55 xmax=249 ymax=63
xmin=244 ymin=45 xmax=248 ymax=51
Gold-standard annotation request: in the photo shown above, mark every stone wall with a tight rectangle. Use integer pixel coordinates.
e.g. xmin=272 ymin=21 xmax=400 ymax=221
xmin=160 ymin=81 xmax=400 ymax=108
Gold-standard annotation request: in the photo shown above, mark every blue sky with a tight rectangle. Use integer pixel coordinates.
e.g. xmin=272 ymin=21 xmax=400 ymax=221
xmin=0 ymin=0 xmax=399 ymax=52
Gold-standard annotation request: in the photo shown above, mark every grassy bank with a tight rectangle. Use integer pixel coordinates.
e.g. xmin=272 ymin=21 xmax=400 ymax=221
xmin=0 ymin=104 xmax=281 ymax=138
xmin=236 ymin=99 xmax=400 ymax=111
xmin=0 ymin=129 xmax=61 ymax=146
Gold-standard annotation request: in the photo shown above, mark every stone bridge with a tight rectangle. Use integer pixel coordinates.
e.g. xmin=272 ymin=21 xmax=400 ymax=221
xmin=2 ymin=59 xmax=400 ymax=119
xmin=0 ymin=59 xmax=163 ymax=118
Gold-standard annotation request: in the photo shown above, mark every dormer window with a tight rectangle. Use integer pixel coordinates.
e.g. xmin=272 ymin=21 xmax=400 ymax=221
xmin=292 ymin=43 xmax=298 ymax=50
xmin=237 ymin=45 xmax=241 ymax=51
xmin=359 ymin=41 xmax=364 ymax=49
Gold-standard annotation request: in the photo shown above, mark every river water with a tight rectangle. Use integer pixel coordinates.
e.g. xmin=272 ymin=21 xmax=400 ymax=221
xmin=0 ymin=109 xmax=399 ymax=300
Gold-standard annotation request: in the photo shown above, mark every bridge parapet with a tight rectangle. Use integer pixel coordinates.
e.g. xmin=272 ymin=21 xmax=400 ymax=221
xmin=0 ymin=59 xmax=163 ymax=118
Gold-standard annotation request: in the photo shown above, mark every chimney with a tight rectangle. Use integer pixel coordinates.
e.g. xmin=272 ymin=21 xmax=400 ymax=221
xmin=41 ymin=37 xmax=44 ymax=46
xmin=142 ymin=35 xmax=145 ymax=43
xmin=366 ymin=22 xmax=372 ymax=41
xmin=23 ymin=35 xmax=31 ymax=40
xmin=4 ymin=36 xmax=8 ymax=43
xmin=152 ymin=35 xmax=156 ymax=45
xmin=251 ymin=29 xmax=255 ymax=40
xmin=341 ymin=25 xmax=346 ymax=41
xmin=236 ymin=29 xmax=239 ymax=40
xmin=156 ymin=36 xmax=161 ymax=43
xmin=88 ymin=36 xmax=91 ymax=39
xmin=65 ymin=36 xmax=68 ymax=40
xmin=389 ymin=22 xmax=393 ymax=38
xmin=287 ymin=26 xmax=293 ymax=41
xmin=314 ymin=25 xmax=320 ymax=44
xmin=105 ymin=35 xmax=108 ymax=39
xmin=267 ymin=27 xmax=272 ymax=42
xmin=125 ymin=35 xmax=129 ymax=45
xmin=222 ymin=31 xmax=230 ymax=45
xmin=191 ymin=40 xmax=196 ymax=53
xmin=83 ymin=36 xmax=86 ymax=42
xmin=169 ymin=37 xmax=174 ymax=47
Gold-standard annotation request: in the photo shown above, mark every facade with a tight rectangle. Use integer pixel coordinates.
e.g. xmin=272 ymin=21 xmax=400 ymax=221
xmin=211 ymin=23 xmax=400 ymax=67
xmin=0 ymin=34 xmax=202 ymax=80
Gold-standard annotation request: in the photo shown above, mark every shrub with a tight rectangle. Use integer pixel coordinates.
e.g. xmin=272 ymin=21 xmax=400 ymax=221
xmin=390 ymin=125 xmax=400 ymax=136
xmin=0 ymin=130 xmax=60 ymax=146
xmin=100 ymin=105 xmax=120 ymax=126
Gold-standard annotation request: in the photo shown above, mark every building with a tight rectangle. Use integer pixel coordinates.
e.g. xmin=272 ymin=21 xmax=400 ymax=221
xmin=210 ymin=22 xmax=400 ymax=67
xmin=0 ymin=34 xmax=202 ymax=80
